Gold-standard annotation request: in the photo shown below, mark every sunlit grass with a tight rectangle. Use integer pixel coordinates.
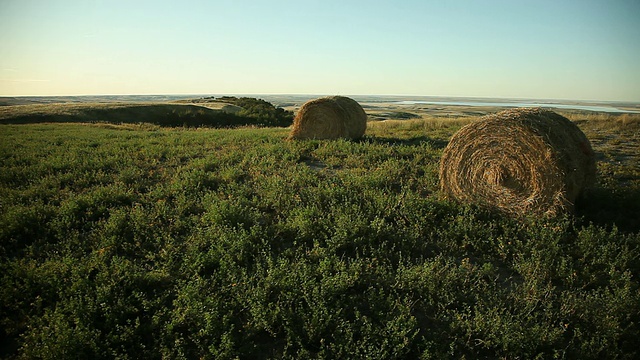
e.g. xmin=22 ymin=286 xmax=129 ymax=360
xmin=367 ymin=116 xmax=473 ymax=141
xmin=1 ymin=115 xmax=638 ymax=358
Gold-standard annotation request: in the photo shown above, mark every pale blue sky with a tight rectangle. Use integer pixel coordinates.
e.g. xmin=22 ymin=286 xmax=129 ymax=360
xmin=1 ymin=0 xmax=639 ymax=101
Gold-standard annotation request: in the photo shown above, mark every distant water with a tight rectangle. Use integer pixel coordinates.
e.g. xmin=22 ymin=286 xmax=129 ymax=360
xmin=3 ymin=94 xmax=638 ymax=114
xmin=394 ymin=100 xmax=640 ymax=113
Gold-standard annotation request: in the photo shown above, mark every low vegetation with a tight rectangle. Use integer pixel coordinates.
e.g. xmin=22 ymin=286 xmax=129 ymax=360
xmin=0 ymin=97 xmax=294 ymax=128
xmin=372 ymin=111 xmax=421 ymax=120
xmin=0 ymin=112 xmax=639 ymax=359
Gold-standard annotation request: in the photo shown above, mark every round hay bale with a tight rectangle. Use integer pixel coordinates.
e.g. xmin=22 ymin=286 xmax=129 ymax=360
xmin=439 ymin=108 xmax=596 ymax=216
xmin=288 ymin=96 xmax=367 ymax=140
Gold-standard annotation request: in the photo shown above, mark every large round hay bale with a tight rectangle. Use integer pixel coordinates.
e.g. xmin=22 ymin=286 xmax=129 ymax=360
xmin=288 ymin=96 xmax=367 ymax=140
xmin=439 ymin=108 xmax=596 ymax=216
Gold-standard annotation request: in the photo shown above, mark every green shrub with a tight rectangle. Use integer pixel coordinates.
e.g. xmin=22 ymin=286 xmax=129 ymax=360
xmin=0 ymin=121 xmax=638 ymax=359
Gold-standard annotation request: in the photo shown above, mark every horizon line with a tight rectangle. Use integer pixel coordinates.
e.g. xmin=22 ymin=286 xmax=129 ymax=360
xmin=1 ymin=93 xmax=639 ymax=104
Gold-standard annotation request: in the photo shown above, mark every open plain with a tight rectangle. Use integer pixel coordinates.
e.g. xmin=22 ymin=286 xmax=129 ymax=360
xmin=1 ymin=96 xmax=639 ymax=358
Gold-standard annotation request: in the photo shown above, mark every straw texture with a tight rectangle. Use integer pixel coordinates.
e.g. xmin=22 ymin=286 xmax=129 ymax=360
xmin=439 ymin=108 xmax=596 ymax=216
xmin=288 ymin=96 xmax=367 ymax=140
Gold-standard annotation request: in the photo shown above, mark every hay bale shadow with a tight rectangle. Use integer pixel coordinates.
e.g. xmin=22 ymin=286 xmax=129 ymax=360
xmin=576 ymin=187 xmax=640 ymax=233
xmin=359 ymin=136 xmax=449 ymax=149
xmin=297 ymin=154 xmax=342 ymax=174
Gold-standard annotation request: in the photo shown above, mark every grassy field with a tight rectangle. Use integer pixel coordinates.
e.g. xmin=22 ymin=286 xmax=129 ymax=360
xmin=1 ymin=111 xmax=639 ymax=359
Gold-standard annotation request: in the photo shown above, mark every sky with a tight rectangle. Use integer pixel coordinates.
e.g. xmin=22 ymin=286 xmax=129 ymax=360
xmin=1 ymin=0 xmax=639 ymax=101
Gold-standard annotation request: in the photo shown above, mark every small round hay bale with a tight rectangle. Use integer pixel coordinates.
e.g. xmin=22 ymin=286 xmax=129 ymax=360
xmin=288 ymin=96 xmax=367 ymax=140
xmin=439 ymin=108 xmax=596 ymax=216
